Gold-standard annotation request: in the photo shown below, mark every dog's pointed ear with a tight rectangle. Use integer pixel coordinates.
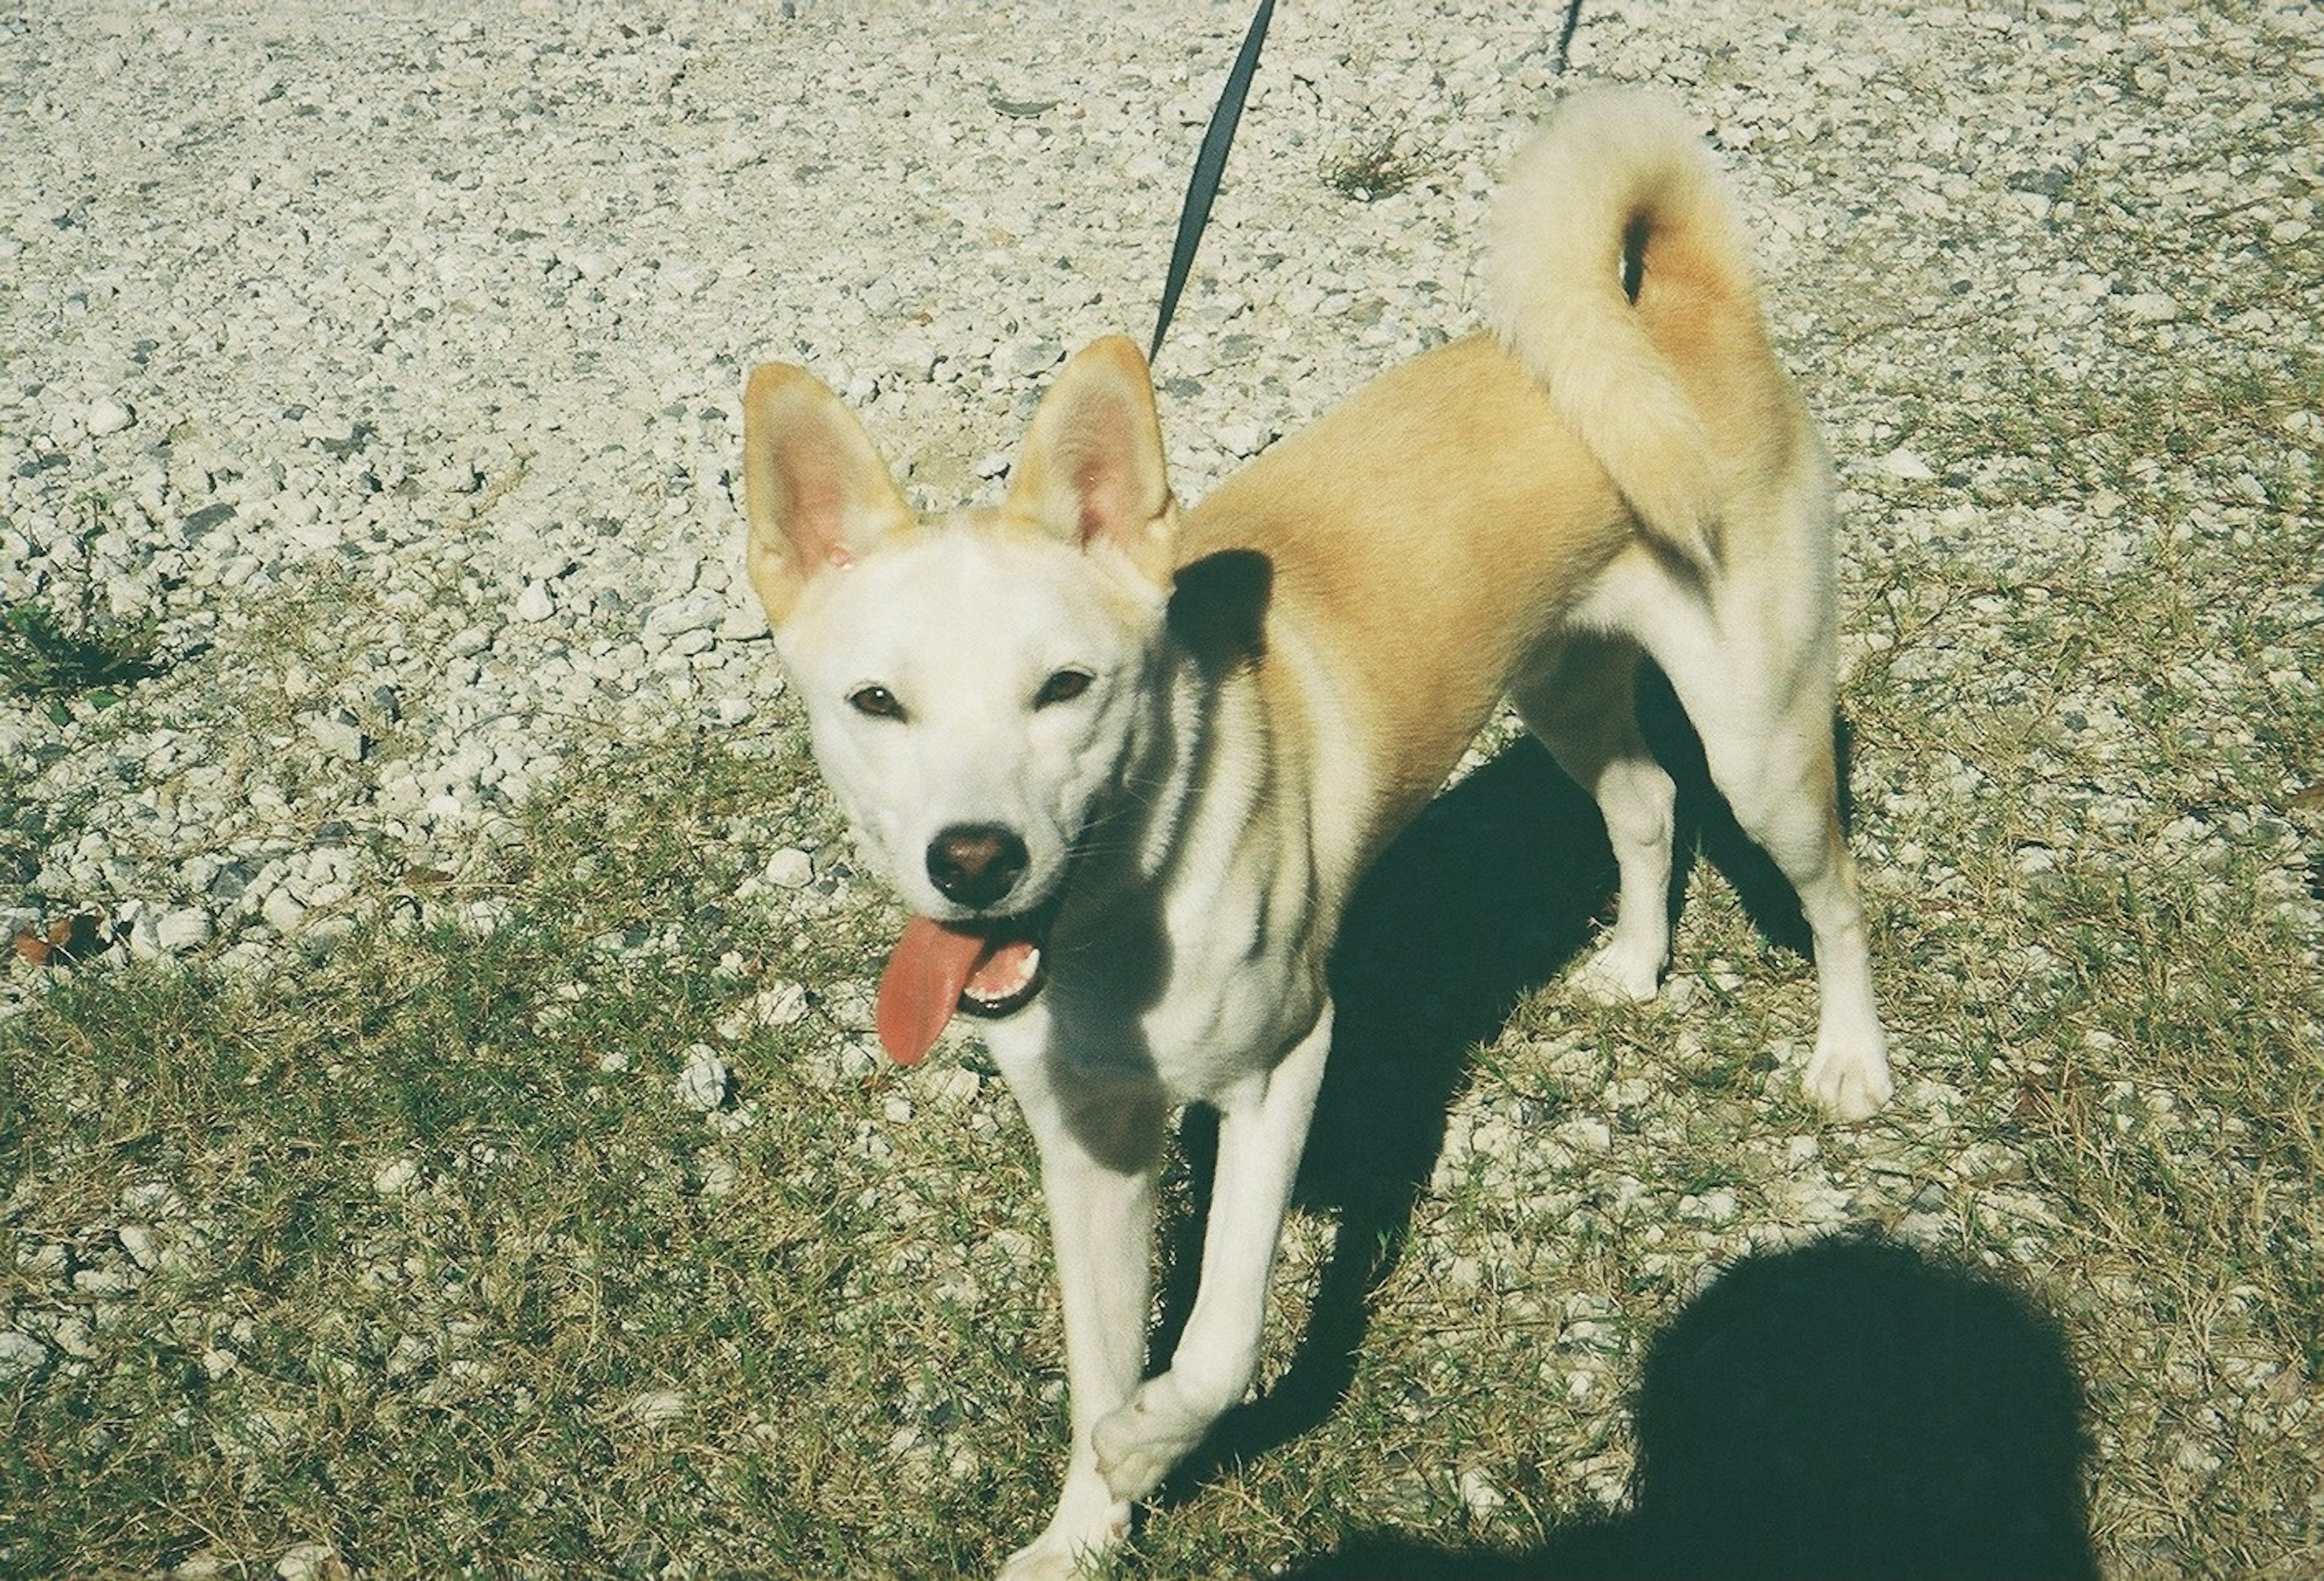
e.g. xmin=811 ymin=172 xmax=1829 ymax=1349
xmin=741 ymin=362 xmax=915 ymax=625
xmin=1004 ymin=336 xmax=1177 ymax=586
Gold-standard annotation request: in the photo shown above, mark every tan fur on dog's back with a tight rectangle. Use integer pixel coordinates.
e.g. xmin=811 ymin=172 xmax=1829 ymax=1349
xmin=1185 ymin=339 xmax=1630 ymax=839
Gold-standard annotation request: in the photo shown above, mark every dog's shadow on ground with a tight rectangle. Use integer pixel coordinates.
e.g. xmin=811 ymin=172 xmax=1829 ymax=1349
xmin=1280 ymin=1232 xmax=2098 ymax=1580
xmin=1155 ymin=669 xmax=1823 ymax=1494
xmin=1144 ymin=682 xmax=2099 ymax=1578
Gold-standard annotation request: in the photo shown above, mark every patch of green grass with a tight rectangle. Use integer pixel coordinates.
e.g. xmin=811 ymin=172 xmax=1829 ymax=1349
xmin=0 ymin=722 xmax=1072 ymax=1580
xmin=1820 ymin=354 xmax=2324 ymax=1574
xmin=1324 ymin=128 xmax=1437 ymax=203
xmin=0 ymin=598 xmax=169 ymax=708
xmin=1 ymin=490 xmax=173 ymax=712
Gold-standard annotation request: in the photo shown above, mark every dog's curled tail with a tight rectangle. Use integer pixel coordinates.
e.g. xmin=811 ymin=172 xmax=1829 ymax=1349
xmin=1484 ymin=90 xmax=1761 ymax=574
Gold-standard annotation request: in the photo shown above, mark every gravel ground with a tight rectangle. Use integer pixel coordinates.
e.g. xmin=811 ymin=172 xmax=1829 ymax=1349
xmin=2 ymin=1 xmax=2313 ymax=983
xmin=4 ymin=1 xmax=2320 ymax=1576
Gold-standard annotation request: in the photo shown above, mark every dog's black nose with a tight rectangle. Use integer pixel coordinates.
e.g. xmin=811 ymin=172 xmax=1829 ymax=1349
xmin=927 ymin=824 xmax=1030 ymax=909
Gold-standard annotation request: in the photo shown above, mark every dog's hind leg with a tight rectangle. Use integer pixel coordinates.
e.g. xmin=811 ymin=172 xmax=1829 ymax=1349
xmin=997 ymin=1069 xmax=1171 ymax=1581
xmin=1514 ymin=634 xmax=1678 ymax=1003
xmin=1090 ymin=1009 xmax=1333 ymax=1504
xmin=1628 ymin=567 xmax=1892 ymax=1122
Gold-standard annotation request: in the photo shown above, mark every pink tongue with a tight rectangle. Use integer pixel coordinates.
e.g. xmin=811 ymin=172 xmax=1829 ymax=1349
xmin=877 ymin=917 xmax=988 ymax=1065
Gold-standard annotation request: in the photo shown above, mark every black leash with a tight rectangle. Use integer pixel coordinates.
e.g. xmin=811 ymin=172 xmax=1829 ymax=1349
xmin=1149 ymin=0 xmax=1276 ymax=364
xmin=1554 ymin=0 xmax=1584 ymax=74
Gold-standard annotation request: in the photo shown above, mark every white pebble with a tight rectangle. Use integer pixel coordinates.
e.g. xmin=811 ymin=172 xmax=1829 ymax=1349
xmin=628 ymin=1387 xmax=688 ymax=1428
xmin=921 ymin=1065 xmax=982 ymax=1107
xmin=764 ymin=848 xmax=814 ymax=889
xmin=1881 ymin=446 xmax=1935 ymax=481
xmin=0 ymin=1332 xmax=49 ymax=1380
xmin=1457 ymin=1466 xmax=1507 ymax=1519
xmin=306 ymin=713 xmax=367 ymax=763
xmin=755 ymin=979 xmax=810 ymax=1025
xmin=157 ymin=908 xmax=215 ymax=952
xmin=698 ymin=1152 xmax=738 ymax=1197
xmin=372 ymin=1157 xmax=421 ymax=1197
xmin=274 ymin=1543 xmax=340 ymax=1581
xmin=73 ymin=1265 xmax=137 ymax=1298
xmin=261 ymin=889 xmax=309 ymax=933
xmin=459 ymin=899 xmax=513 ymax=935
xmin=118 ymin=1224 xmax=161 ymax=1270
xmin=673 ymin=1043 xmax=732 ymax=1111
xmin=1557 ymin=1115 xmax=1612 ymax=1153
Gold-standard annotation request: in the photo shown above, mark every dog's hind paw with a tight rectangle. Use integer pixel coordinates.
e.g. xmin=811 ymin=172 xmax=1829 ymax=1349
xmin=1804 ymin=1029 xmax=1893 ymax=1122
xmin=1567 ymin=937 xmax=1666 ymax=1005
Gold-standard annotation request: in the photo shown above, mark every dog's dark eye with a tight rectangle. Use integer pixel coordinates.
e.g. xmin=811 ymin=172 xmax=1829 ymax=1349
xmin=1034 ymin=669 xmax=1094 ymax=708
xmin=848 ymin=684 xmax=905 ymax=720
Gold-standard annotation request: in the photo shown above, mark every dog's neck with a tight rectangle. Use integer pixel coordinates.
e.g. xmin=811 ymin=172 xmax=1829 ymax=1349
xmin=1074 ymin=621 xmax=1333 ymax=939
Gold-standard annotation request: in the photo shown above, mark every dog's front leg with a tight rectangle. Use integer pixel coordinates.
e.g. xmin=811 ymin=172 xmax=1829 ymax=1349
xmin=997 ymin=1065 xmax=1170 ymax=1581
xmin=1092 ymin=1009 xmax=1334 ymax=1504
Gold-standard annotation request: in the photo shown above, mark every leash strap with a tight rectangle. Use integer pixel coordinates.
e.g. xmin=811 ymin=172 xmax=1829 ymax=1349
xmin=1149 ymin=0 xmax=1276 ymax=364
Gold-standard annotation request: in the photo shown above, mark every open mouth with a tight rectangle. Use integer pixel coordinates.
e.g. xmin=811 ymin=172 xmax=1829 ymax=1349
xmin=874 ymin=903 xmax=1055 ymax=1065
xmin=954 ymin=917 xmax=1049 ymax=1019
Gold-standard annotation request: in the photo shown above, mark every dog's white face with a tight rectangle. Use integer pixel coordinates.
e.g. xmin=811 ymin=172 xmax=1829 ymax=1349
xmin=774 ymin=523 xmax=1167 ymax=923
xmin=740 ymin=338 xmax=1181 ymax=1058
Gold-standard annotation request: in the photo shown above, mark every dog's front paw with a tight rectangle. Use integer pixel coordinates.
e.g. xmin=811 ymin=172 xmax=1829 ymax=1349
xmin=997 ymin=1502 xmax=1129 ymax=1581
xmin=1092 ymin=1374 xmax=1212 ymax=1504
xmin=1804 ymin=1027 xmax=1893 ymax=1122
xmin=996 ymin=1538 xmax=1098 ymax=1581
xmin=1568 ymin=936 xmax=1665 ymax=1005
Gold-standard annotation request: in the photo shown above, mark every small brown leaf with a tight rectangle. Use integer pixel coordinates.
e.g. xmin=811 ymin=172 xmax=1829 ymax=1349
xmin=26 ymin=911 xmax=111 ymax=963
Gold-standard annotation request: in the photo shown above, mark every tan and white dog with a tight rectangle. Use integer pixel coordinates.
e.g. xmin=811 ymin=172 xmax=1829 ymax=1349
xmin=739 ymin=90 xmax=1890 ymax=1579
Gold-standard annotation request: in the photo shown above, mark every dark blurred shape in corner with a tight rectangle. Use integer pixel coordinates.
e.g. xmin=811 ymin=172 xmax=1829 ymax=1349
xmin=1290 ymin=1230 xmax=2098 ymax=1581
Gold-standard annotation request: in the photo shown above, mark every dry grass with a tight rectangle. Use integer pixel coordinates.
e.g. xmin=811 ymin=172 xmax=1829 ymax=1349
xmin=5 ymin=376 xmax=2319 ymax=1576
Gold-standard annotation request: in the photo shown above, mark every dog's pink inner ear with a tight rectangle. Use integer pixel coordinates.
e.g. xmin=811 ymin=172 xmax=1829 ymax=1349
xmin=771 ymin=430 xmax=870 ymax=569
xmin=1012 ymin=336 xmax=1177 ymax=582
xmin=742 ymin=364 xmax=908 ymax=617
xmin=1060 ymin=403 xmax=1161 ymax=547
